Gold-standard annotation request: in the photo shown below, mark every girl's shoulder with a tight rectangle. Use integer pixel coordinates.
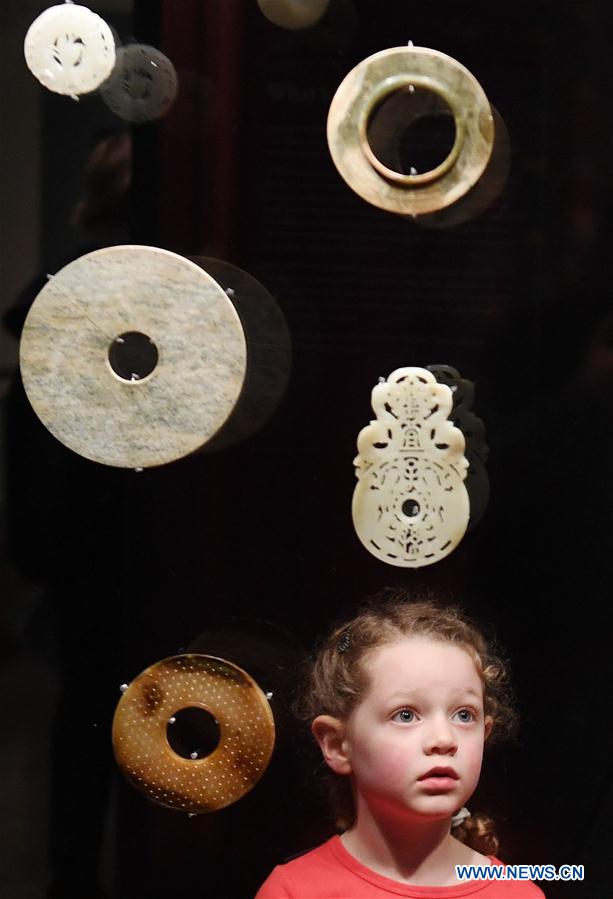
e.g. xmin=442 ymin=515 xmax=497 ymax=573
xmin=254 ymin=838 xmax=342 ymax=898
xmin=485 ymin=858 xmax=547 ymax=896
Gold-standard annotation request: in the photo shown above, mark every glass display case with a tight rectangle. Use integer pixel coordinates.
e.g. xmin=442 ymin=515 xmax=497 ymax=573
xmin=1 ymin=1 xmax=611 ymax=896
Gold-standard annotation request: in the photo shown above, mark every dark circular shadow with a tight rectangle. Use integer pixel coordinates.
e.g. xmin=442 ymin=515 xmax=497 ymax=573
xmin=414 ymin=106 xmax=511 ymax=228
xmin=189 ymin=257 xmax=292 ymax=452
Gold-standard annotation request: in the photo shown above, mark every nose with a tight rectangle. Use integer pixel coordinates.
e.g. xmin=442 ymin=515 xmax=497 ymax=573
xmin=423 ymin=717 xmax=458 ymax=755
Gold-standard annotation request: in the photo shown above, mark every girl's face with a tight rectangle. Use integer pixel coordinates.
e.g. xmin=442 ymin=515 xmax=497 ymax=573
xmin=341 ymin=636 xmax=492 ymax=823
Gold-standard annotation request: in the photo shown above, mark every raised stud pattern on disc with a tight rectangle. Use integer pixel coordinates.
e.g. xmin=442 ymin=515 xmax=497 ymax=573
xmin=112 ymin=655 xmax=275 ymax=813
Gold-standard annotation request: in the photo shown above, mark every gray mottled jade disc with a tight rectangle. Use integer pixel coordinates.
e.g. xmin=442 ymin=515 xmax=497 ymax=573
xmin=19 ymin=246 xmax=247 ymax=468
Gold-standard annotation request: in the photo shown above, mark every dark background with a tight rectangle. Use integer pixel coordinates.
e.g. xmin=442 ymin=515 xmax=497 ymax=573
xmin=1 ymin=0 xmax=612 ymax=896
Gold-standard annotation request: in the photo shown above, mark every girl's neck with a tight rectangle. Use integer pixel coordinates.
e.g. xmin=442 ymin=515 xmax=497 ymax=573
xmin=340 ymin=806 xmax=476 ymax=886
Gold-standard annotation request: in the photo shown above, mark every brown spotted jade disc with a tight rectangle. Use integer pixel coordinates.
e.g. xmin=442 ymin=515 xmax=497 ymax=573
xmin=112 ymin=654 xmax=275 ymax=813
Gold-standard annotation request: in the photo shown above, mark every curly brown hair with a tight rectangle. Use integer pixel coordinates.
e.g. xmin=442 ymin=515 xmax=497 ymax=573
xmin=297 ymin=590 xmax=518 ymax=855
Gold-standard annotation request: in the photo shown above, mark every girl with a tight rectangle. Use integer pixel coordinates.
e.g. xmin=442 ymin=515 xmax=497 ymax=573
xmin=256 ymin=595 xmax=545 ymax=897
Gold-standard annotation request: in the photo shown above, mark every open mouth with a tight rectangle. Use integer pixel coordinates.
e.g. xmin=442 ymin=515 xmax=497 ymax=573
xmin=417 ymin=767 xmax=459 ymax=788
xmin=418 ymin=767 xmax=459 ymax=780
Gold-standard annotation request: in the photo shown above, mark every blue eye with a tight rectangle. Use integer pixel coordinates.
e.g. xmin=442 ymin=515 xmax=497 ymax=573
xmin=393 ymin=709 xmax=415 ymax=723
xmin=454 ymin=709 xmax=474 ymax=723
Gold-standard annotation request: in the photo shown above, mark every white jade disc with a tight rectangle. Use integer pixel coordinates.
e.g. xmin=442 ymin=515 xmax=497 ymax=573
xmin=24 ymin=4 xmax=116 ymax=96
xmin=101 ymin=44 xmax=178 ymax=123
xmin=20 ymin=246 xmax=247 ymax=468
xmin=256 ymin=0 xmax=330 ymax=30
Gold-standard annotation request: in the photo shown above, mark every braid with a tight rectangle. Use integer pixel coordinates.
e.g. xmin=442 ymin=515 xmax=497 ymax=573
xmin=453 ymin=812 xmax=500 ymax=856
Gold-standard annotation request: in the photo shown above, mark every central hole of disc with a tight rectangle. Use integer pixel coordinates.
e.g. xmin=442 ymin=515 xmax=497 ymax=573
xmin=167 ymin=707 xmax=221 ymax=760
xmin=108 ymin=331 xmax=158 ymax=382
xmin=366 ymin=86 xmax=456 ymax=176
xmin=402 ymin=499 xmax=421 ymax=517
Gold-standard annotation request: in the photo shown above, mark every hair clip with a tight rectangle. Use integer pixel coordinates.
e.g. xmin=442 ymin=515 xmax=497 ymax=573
xmin=337 ymin=631 xmax=351 ymax=653
xmin=451 ymin=807 xmax=471 ymax=828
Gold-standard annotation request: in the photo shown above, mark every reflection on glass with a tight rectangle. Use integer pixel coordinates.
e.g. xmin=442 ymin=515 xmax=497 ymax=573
xmin=101 ymin=44 xmax=178 ymax=123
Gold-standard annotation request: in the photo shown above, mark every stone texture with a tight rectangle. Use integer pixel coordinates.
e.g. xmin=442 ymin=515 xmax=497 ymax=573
xmin=20 ymin=245 xmax=247 ymax=468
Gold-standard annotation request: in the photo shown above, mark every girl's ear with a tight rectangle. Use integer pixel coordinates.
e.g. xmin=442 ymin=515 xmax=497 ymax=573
xmin=484 ymin=715 xmax=494 ymax=742
xmin=311 ymin=715 xmax=352 ymax=775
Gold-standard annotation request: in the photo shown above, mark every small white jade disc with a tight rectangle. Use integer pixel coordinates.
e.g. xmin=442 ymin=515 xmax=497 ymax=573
xmin=24 ymin=3 xmax=116 ymax=96
xmin=256 ymin=0 xmax=330 ymax=30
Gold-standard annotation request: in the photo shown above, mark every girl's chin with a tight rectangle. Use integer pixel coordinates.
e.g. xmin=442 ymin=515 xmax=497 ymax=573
xmin=413 ymin=810 xmax=455 ymax=821
xmin=379 ymin=801 xmax=458 ymax=825
xmin=407 ymin=799 xmax=462 ymax=820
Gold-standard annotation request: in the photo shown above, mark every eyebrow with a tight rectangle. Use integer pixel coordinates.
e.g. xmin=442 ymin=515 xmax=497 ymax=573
xmin=386 ymin=688 xmax=483 ymax=702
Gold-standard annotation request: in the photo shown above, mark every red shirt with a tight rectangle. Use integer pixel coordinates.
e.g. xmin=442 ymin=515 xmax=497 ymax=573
xmin=255 ymin=836 xmax=546 ymax=898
